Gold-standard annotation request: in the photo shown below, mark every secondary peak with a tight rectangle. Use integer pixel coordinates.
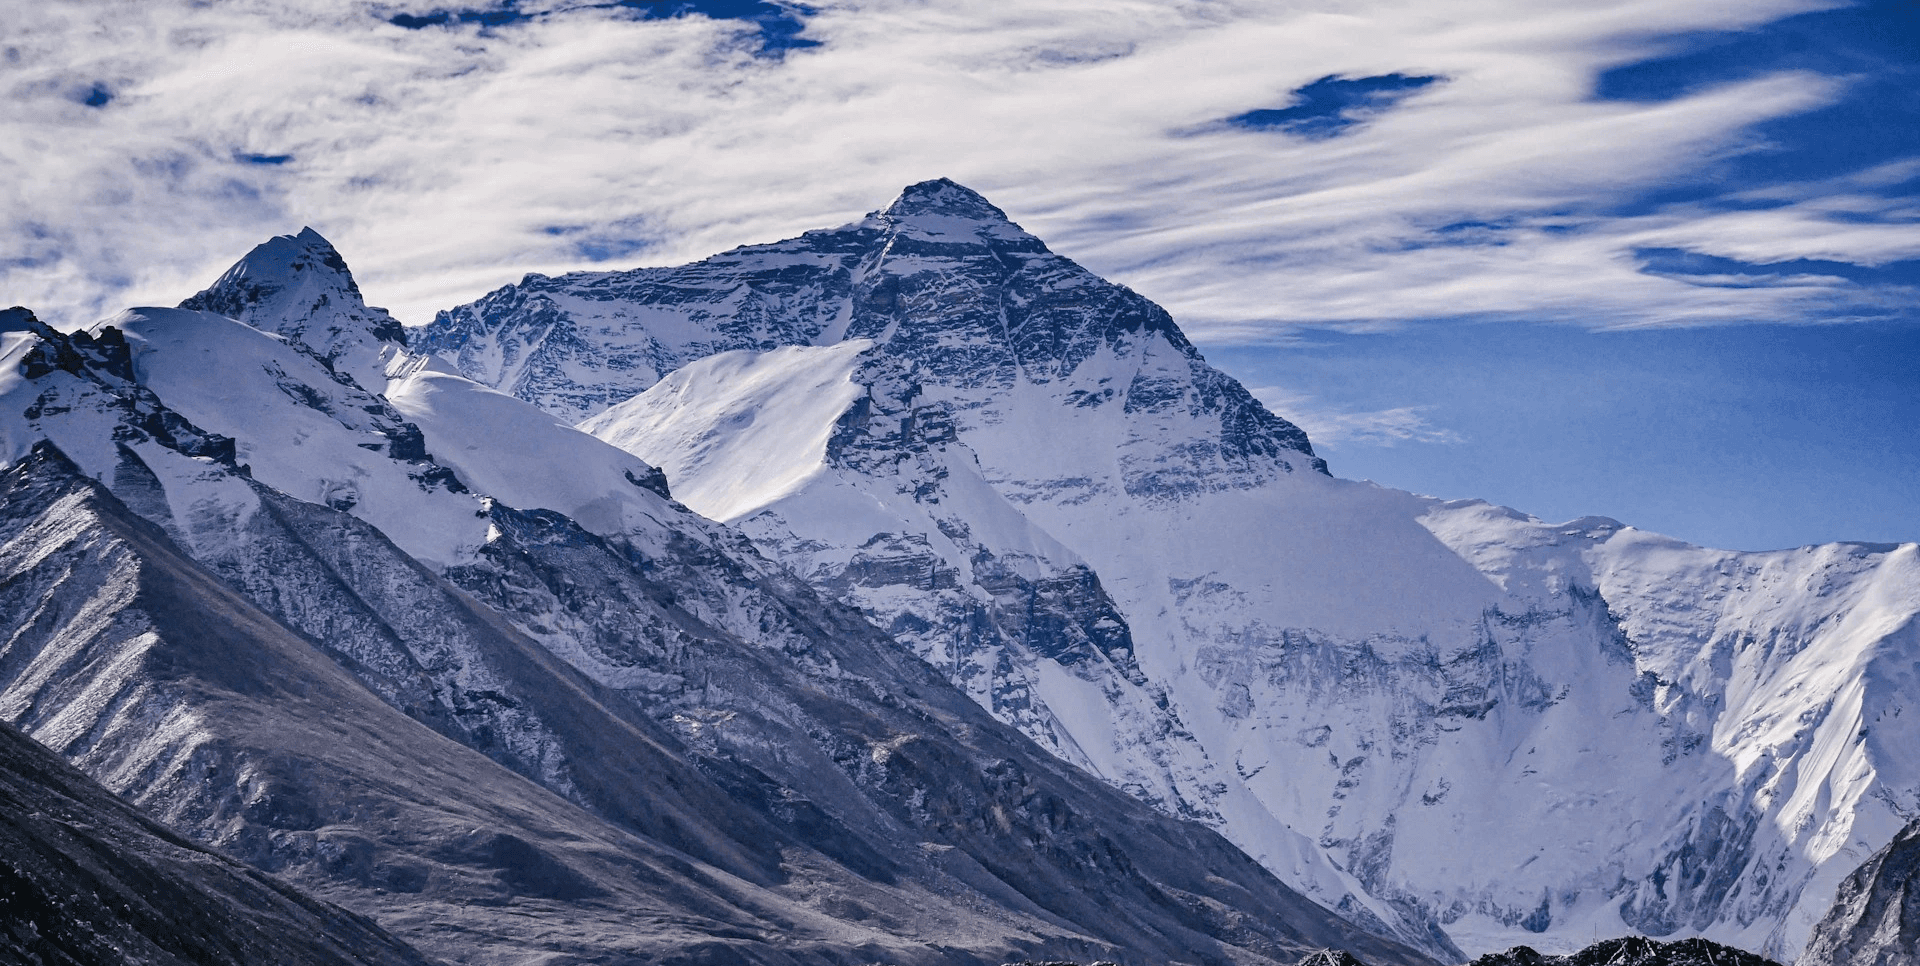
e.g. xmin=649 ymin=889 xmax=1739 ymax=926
xmin=180 ymin=228 xmax=405 ymax=390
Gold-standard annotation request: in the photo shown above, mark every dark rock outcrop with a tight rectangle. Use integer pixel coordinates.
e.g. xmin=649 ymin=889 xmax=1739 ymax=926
xmin=1797 ymin=819 xmax=1920 ymax=966
xmin=1470 ymin=937 xmax=1780 ymax=966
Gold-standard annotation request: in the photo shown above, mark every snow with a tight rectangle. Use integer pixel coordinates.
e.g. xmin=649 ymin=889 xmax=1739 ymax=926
xmin=103 ymin=307 xmax=488 ymax=569
xmin=386 ymin=365 xmax=679 ymax=540
xmin=580 ymin=340 xmax=872 ymax=524
xmin=181 ymin=228 xmax=404 ymax=392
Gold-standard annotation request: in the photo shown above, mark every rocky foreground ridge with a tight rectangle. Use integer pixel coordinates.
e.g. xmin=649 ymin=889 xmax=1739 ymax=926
xmin=1795 ymin=817 xmax=1920 ymax=966
xmin=992 ymin=935 xmax=1787 ymax=966
xmin=0 ymin=712 xmax=435 ymax=966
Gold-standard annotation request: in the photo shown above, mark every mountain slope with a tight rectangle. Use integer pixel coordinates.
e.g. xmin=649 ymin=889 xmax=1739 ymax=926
xmin=0 ymin=710 xmax=435 ymax=966
xmin=0 ymin=440 xmax=867 ymax=965
xmin=420 ymin=180 xmax=1920 ymax=961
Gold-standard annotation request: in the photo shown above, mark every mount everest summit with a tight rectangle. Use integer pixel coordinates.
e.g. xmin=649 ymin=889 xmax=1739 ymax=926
xmin=0 ymin=179 xmax=1915 ymax=966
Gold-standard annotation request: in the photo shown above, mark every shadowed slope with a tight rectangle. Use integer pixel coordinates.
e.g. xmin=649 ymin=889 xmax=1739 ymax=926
xmin=0 ymin=711 xmax=435 ymax=966
xmin=1797 ymin=818 xmax=1920 ymax=966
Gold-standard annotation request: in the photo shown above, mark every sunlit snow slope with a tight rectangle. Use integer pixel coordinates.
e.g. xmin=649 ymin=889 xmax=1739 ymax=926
xmin=422 ymin=179 xmax=1920 ymax=962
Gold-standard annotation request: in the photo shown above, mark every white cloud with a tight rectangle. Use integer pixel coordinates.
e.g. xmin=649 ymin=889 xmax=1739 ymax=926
xmin=3 ymin=0 xmax=1906 ymax=340
xmin=1251 ymin=387 xmax=1464 ymax=447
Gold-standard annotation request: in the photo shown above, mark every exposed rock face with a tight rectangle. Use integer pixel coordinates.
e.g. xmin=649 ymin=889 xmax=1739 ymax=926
xmin=0 ymin=710 xmax=436 ymax=966
xmin=996 ymin=936 xmax=1784 ymax=966
xmin=0 ymin=255 xmax=1439 ymax=964
xmin=1797 ymin=819 xmax=1920 ymax=966
xmin=1468 ymin=937 xmax=1782 ymax=966
xmin=419 ymin=181 xmax=1920 ymax=961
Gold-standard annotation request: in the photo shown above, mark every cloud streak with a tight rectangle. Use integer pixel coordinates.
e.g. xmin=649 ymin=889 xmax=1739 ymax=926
xmin=3 ymin=0 xmax=1911 ymax=341
xmin=1251 ymin=387 xmax=1464 ymax=447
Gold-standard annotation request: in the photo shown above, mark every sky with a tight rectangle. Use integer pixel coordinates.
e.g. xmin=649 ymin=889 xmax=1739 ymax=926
xmin=3 ymin=0 xmax=1917 ymax=551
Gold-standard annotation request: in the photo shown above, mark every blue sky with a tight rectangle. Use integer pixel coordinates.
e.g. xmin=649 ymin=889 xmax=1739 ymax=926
xmin=1221 ymin=321 xmax=1920 ymax=551
xmin=2 ymin=0 xmax=1916 ymax=550
xmin=1217 ymin=0 xmax=1920 ymax=550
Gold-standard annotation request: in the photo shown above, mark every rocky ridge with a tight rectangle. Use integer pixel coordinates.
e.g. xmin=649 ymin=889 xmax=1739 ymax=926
xmin=0 ymin=710 xmax=436 ymax=966
xmin=992 ymin=936 xmax=1787 ymax=966
xmin=1466 ymin=937 xmax=1782 ymax=966
xmin=1795 ymin=817 xmax=1920 ymax=966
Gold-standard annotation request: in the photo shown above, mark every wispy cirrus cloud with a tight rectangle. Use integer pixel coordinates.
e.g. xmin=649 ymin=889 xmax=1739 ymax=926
xmin=1251 ymin=387 xmax=1464 ymax=447
xmin=2 ymin=0 xmax=1913 ymax=340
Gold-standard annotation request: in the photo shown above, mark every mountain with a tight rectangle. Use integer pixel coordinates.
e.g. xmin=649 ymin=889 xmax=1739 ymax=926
xmin=0 ymin=231 xmax=1437 ymax=963
xmin=0 ymin=436 xmax=822 ymax=964
xmin=419 ymin=179 xmax=1920 ymax=962
xmin=423 ymin=180 xmax=1438 ymax=954
xmin=0 ymin=710 xmax=435 ymax=966
xmin=178 ymin=226 xmax=405 ymax=391
xmin=1796 ymin=817 xmax=1920 ymax=966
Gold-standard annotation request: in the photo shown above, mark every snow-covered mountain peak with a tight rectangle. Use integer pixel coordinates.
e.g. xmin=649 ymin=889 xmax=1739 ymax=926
xmin=416 ymin=182 xmax=1323 ymax=489
xmin=865 ymin=178 xmax=1045 ymax=249
xmin=885 ymin=177 xmax=1004 ymax=220
xmin=179 ymin=227 xmax=404 ymax=390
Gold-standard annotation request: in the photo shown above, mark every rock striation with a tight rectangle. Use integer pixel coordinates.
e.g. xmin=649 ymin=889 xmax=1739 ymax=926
xmin=0 ymin=709 xmax=436 ymax=966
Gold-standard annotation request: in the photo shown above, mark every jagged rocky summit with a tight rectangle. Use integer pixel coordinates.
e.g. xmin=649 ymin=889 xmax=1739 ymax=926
xmin=420 ymin=179 xmax=1920 ymax=962
xmin=179 ymin=226 xmax=405 ymax=390
xmin=0 ymin=225 xmax=1436 ymax=964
